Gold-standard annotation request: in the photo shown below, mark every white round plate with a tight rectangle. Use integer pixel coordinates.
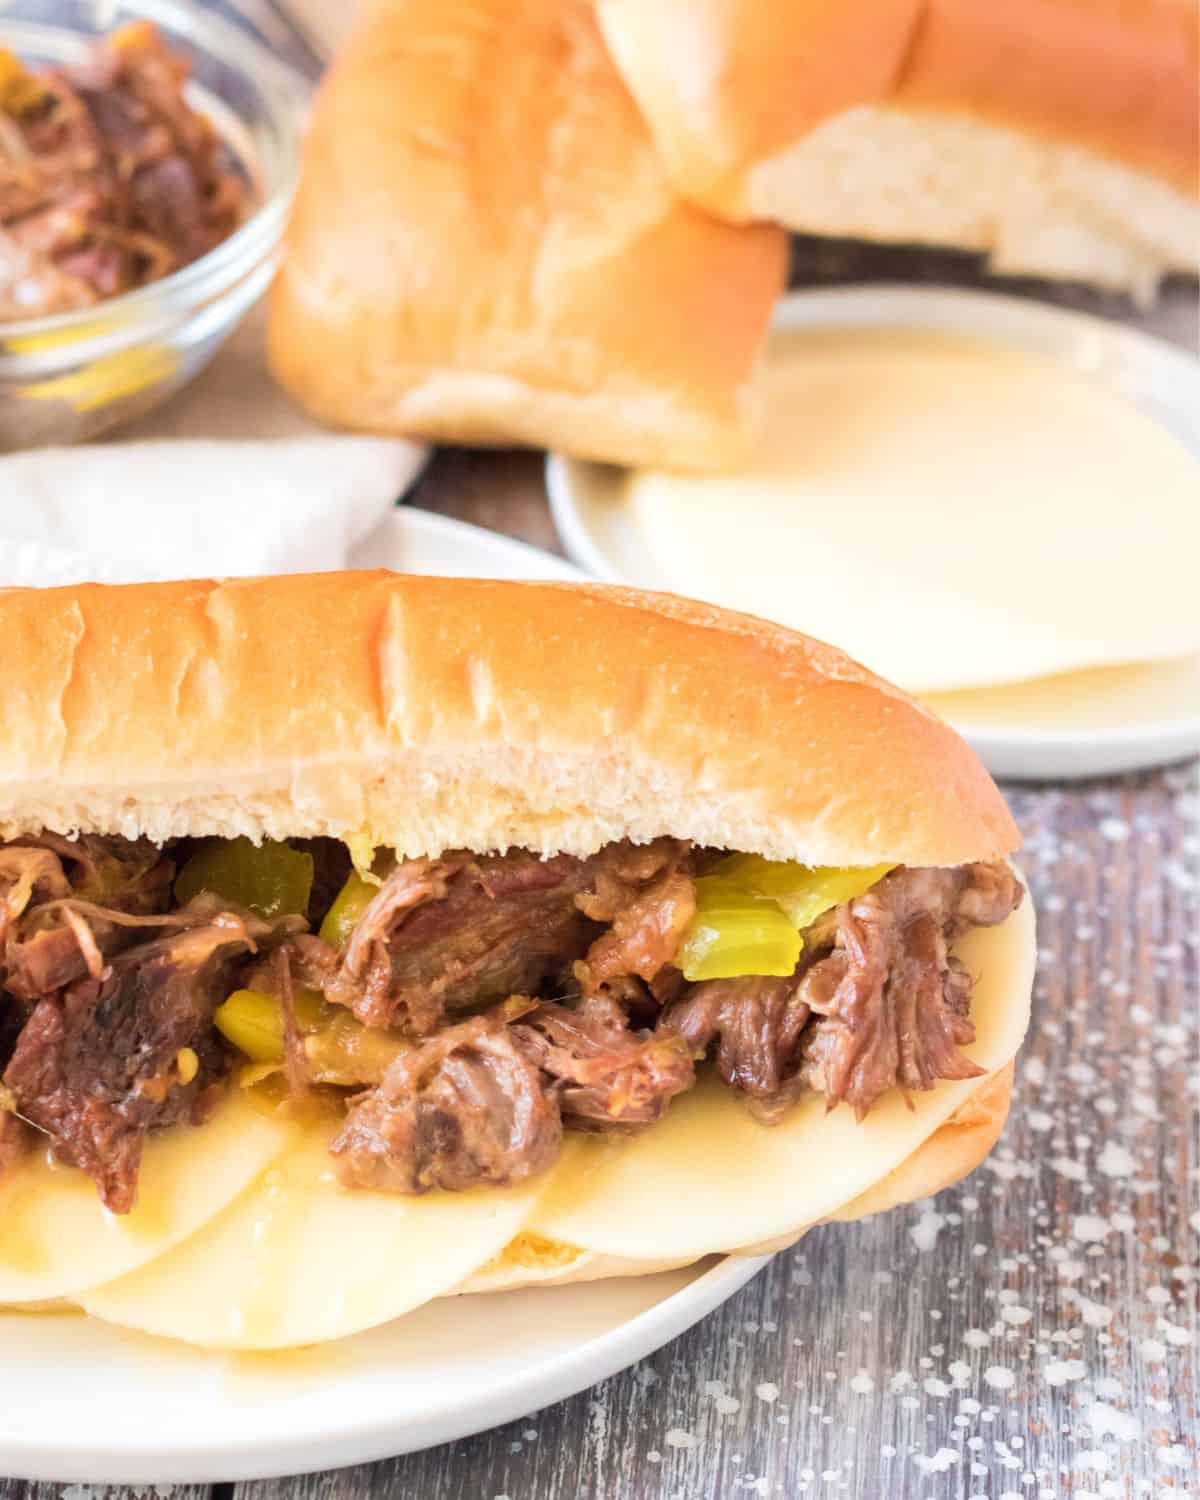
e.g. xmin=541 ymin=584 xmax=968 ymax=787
xmin=350 ymin=502 xmax=589 ymax=582
xmin=0 ymin=1256 xmax=766 ymax=1483
xmin=0 ymin=510 xmax=769 ymax=1485
xmin=546 ymin=286 xmax=1200 ymax=781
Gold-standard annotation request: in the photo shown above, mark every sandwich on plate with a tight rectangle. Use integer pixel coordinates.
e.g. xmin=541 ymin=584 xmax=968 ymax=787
xmin=0 ymin=572 xmax=1035 ymax=1349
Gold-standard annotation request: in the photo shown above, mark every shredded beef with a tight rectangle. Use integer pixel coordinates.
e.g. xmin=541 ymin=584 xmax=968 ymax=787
xmin=661 ymin=864 xmax=1021 ymax=1122
xmin=331 ymin=1000 xmax=562 ymax=1194
xmin=0 ymin=820 xmax=1023 ymax=1207
xmin=2 ymin=904 xmax=281 ymax=1212
xmin=332 ymin=993 xmax=696 ymax=1195
xmin=662 ymin=976 xmax=813 ymax=1121
xmin=574 ymin=844 xmax=696 ymax=999
xmin=319 ymin=842 xmax=689 ymax=1035
xmin=2 ymin=834 xmax=175 ymax=1001
xmin=797 ymin=864 xmax=1022 ymax=1119
xmin=0 ymin=22 xmax=244 ymax=319
xmin=515 ymin=996 xmax=695 ymax=1130
xmin=324 ymin=858 xmax=591 ymax=1032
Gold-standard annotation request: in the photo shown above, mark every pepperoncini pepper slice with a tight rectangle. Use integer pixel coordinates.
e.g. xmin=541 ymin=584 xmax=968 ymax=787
xmin=318 ymin=871 xmax=379 ymax=948
xmin=302 ymin=1014 xmax=407 ymax=1087
xmin=710 ymin=856 xmax=896 ymax=931
xmin=174 ymin=838 xmax=314 ymax=919
xmin=675 ymin=860 xmax=895 ymax=982
xmin=213 ymin=987 xmax=326 ymax=1065
xmin=215 ymin=986 xmax=404 ymax=1086
xmin=676 ymin=877 xmax=803 ymax=982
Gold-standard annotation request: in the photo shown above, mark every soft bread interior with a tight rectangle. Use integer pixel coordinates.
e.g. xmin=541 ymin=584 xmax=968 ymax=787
xmin=597 ymin=0 xmax=1199 ymax=294
xmin=741 ymin=106 xmax=1200 ymax=298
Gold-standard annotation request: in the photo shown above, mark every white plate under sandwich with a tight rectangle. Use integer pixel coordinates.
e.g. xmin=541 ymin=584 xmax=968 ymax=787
xmin=0 ymin=508 xmax=774 ymax=1485
xmin=546 ymin=286 xmax=1200 ymax=780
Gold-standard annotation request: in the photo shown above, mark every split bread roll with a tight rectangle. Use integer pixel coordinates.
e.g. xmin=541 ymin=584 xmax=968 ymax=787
xmin=267 ymin=0 xmax=787 ymax=471
xmin=598 ymin=0 xmax=1200 ymax=294
xmin=0 ymin=573 xmax=1034 ymax=1349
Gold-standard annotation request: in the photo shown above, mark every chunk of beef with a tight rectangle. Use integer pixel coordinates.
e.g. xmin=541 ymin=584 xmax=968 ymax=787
xmin=3 ymin=834 xmax=175 ymax=1001
xmin=574 ymin=840 xmax=696 ymax=999
xmin=661 ymin=976 xmax=812 ymax=1121
xmin=323 ymin=850 xmax=605 ymax=1033
xmin=514 ymin=996 xmax=695 ymax=1129
xmin=13 ymin=833 xmax=172 ymax=913
xmin=331 ymin=1001 xmax=561 ymax=1194
xmin=2 ymin=907 xmax=274 ymax=1212
xmin=798 ymin=863 xmax=1022 ymax=1119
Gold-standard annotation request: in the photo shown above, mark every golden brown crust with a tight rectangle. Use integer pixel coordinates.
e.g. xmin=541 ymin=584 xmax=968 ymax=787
xmin=598 ymin=0 xmax=1199 ymax=209
xmin=267 ymin=0 xmax=787 ymax=472
xmin=0 ymin=571 xmax=1019 ymax=868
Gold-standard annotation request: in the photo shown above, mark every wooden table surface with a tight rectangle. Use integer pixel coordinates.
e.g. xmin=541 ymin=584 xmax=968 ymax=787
xmin=3 ymin=7 xmax=1198 ymax=1493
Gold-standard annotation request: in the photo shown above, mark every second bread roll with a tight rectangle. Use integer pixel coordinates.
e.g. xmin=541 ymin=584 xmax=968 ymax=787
xmin=268 ymin=0 xmax=787 ymax=471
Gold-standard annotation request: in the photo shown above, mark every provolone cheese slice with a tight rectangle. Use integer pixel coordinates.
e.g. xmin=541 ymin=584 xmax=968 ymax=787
xmin=0 ymin=1094 xmax=294 ymax=1305
xmin=530 ymin=893 xmax=1035 ymax=1260
xmin=620 ymin=331 xmax=1200 ymax=693
xmin=81 ymin=1126 xmax=547 ymax=1349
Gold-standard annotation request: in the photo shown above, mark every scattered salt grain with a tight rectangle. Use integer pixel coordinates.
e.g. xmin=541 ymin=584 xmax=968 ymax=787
xmin=911 ymin=1210 xmax=945 ymax=1251
xmin=1043 ymin=1359 xmax=1087 ymax=1386
xmin=1073 ymin=1215 xmax=1110 ymax=1243
xmin=1096 ymin=1142 xmax=1136 ymax=1178
xmin=1087 ymin=1403 xmax=1143 ymax=1444
xmin=913 ymin=1448 xmax=959 ymax=1475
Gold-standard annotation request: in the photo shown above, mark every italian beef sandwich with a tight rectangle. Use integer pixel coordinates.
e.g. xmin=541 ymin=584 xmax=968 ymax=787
xmin=0 ymin=573 xmax=1034 ymax=1349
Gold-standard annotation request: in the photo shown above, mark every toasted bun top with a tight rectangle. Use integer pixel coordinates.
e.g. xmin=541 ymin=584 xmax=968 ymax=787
xmin=598 ymin=0 xmax=1200 ymax=214
xmin=0 ymin=572 xmax=1017 ymax=866
xmin=267 ymin=0 xmax=786 ymax=471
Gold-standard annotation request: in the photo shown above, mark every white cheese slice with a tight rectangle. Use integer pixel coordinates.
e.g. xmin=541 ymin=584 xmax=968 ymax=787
xmin=81 ymin=1124 xmax=547 ymax=1350
xmin=620 ymin=331 xmax=1200 ymax=693
xmin=530 ymin=894 xmax=1035 ymax=1260
xmin=0 ymin=1094 xmax=294 ymax=1305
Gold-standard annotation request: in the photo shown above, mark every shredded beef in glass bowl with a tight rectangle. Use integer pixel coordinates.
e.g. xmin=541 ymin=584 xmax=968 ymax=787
xmin=0 ymin=0 xmax=305 ymax=448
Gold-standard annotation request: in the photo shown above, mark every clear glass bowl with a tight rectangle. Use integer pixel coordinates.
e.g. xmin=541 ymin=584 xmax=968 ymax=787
xmin=0 ymin=0 xmax=307 ymax=448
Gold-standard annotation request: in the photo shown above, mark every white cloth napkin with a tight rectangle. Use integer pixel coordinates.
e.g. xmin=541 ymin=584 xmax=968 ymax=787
xmin=0 ymin=307 xmax=427 ymax=586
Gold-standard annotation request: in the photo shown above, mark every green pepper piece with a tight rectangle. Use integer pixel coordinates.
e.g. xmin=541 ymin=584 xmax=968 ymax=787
xmin=676 ymin=876 xmax=803 ymax=982
xmin=711 ymin=855 xmax=895 ymax=931
xmin=214 ymin=987 xmax=326 ymax=1065
xmin=318 ymin=871 xmax=379 ymax=948
xmin=174 ymin=838 xmax=314 ymax=919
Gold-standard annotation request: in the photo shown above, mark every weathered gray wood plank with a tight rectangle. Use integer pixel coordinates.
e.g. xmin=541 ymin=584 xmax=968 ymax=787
xmin=0 ymin=1487 xmax=212 ymax=1500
